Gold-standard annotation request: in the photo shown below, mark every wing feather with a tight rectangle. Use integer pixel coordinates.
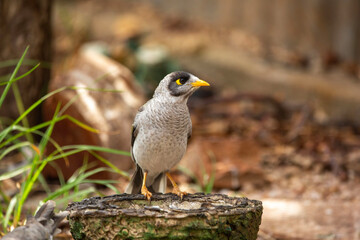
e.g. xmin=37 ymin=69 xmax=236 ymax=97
xmin=130 ymin=105 xmax=145 ymax=163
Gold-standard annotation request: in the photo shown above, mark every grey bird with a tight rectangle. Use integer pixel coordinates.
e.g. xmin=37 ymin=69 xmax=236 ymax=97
xmin=125 ymin=71 xmax=210 ymax=200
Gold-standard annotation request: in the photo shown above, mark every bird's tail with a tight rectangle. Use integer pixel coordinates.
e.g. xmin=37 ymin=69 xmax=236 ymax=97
xmin=125 ymin=164 xmax=167 ymax=194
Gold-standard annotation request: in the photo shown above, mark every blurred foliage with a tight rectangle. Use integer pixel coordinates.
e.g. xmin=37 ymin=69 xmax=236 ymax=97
xmin=0 ymin=47 xmax=129 ymax=234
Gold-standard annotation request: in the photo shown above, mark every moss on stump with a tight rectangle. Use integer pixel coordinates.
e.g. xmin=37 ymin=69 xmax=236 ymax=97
xmin=67 ymin=193 xmax=262 ymax=240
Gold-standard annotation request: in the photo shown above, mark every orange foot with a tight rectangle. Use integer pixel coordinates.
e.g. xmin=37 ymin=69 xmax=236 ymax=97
xmin=172 ymin=186 xmax=187 ymax=200
xmin=141 ymin=185 xmax=152 ymax=201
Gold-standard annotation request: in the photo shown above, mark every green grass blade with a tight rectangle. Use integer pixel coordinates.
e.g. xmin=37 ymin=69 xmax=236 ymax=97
xmin=102 ymin=183 xmax=121 ymax=194
xmin=0 ymin=63 xmax=41 ymax=87
xmin=48 ymin=161 xmax=66 ymax=186
xmin=0 ymin=86 xmax=68 ymax=143
xmin=0 ymin=187 xmax=10 ymax=204
xmin=47 ymin=145 xmax=130 ymax=165
xmin=0 ymin=84 xmax=124 ymax=144
xmin=0 ymin=59 xmax=45 ymax=68
xmin=0 ymin=116 xmax=67 ymax=149
xmin=12 ymin=81 xmax=34 ymax=143
xmin=0 ymin=207 xmax=4 ymax=225
xmin=53 ymin=187 xmax=95 ymax=206
xmin=38 ymin=173 xmax=51 ymax=195
xmin=3 ymin=196 xmax=17 ymax=231
xmin=83 ymin=179 xmax=120 ymax=194
xmin=43 ymin=167 xmax=110 ymax=202
xmin=0 ymin=114 xmax=100 ymax=149
xmin=204 ymin=151 xmax=216 ymax=194
xmin=65 ymin=115 xmax=100 ymax=133
xmin=83 ymin=179 xmax=118 ymax=185
xmin=0 ymin=141 xmax=32 ymax=160
xmin=0 ymin=46 xmax=29 ymax=109
xmin=0 ymin=126 xmax=13 ymax=146
xmin=58 ymin=94 xmax=79 ymax=116
xmin=68 ymin=86 xmax=123 ymax=93
xmin=90 ymin=150 xmax=129 ymax=177
xmin=177 ymin=165 xmax=203 ymax=192
xmin=47 ymin=149 xmax=84 ymax=161
xmin=0 ymin=124 xmax=68 ymax=170
xmin=62 ymin=145 xmax=131 ymax=156
xmin=0 ymin=164 xmax=31 ymax=181
xmin=13 ymin=86 xmax=67 ymax=127
xmin=0 ymin=74 xmax=11 ymax=83
xmin=39 ymin=102 xmax=61 ymax=154
xmin=14 ymin=103 xmax=62 ymax=223
xmin=66 ymin=158 xmax=93 ymax=184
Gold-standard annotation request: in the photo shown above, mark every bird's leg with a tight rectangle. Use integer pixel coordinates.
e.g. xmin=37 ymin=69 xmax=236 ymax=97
xmin=166 ymin=172 xmax=187 ymax=199
xmin=141 ymin=171 xmax=152 ymax=200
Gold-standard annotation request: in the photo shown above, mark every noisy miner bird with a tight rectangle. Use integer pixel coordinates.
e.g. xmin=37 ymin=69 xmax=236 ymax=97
xmin=125 ymin=71 xmax=210 ymax=200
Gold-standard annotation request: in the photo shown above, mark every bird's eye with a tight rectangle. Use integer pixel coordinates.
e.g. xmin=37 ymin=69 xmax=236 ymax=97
xmin=176 ymin=78 xmax=187 ymax=85
xmin=176 ymin=79 xmax=182 ymax=85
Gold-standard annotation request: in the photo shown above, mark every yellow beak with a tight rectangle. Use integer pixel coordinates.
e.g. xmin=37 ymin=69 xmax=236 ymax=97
xmin=191 ymin=79 xmax=210 ymax=87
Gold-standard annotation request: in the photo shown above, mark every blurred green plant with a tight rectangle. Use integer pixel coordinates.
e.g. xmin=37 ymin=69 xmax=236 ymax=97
xmin=177 ymin=151 xmax=216 ymax=194
xmin=0 ymin=47 xmax=130 ymax=233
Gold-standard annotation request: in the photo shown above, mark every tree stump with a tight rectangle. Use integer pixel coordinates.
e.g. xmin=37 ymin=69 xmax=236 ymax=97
xmin=66 ymin=193 xmax=262 ymax=240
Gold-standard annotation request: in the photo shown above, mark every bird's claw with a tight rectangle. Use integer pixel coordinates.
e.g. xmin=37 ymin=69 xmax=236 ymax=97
xmin=172 ymin=187 xmax=187 ymax=200
xmin=141 ymin=186 xmax=152 ymax=201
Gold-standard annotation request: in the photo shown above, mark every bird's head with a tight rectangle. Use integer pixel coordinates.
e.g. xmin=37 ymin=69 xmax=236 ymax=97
xmin=153 ymin=71 xmax=210 ymax=102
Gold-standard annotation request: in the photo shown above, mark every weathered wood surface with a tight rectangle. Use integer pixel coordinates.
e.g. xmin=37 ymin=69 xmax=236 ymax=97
xmin=67 ymin=193 xmax=263 ymax=240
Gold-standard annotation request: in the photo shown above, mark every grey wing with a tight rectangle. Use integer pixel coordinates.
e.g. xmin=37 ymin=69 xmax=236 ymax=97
xmin=131 ymin=124 xmax=138 ymax=148
xmin=130 ymin=119 xmax=140 ymax=163
xmin=130 ymin=106 xmax=144 ymax=163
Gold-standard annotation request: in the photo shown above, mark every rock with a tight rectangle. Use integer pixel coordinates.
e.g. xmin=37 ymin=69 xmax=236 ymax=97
xmin=43 ymin=43 xmax=145 ymax=180
xmin=2 ymin=200 xmax=68 ymax=240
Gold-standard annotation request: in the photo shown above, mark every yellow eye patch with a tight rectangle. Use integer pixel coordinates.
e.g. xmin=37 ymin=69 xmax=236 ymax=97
xmin=176 ymin=79 xmax=182 ymax=85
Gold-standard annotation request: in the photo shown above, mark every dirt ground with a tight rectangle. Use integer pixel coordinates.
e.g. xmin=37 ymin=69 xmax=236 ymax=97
xmin=185 ymin=92 xmax=360 ymax=240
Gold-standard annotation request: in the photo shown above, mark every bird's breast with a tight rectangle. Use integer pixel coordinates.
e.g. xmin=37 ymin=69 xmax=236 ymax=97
xmin=133 ymin=129 xmax=187 ymax=174
xmin=133 ymin=107 xmax=190 ymax=175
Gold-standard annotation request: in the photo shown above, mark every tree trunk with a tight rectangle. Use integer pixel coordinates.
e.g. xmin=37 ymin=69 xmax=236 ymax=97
xmin=67 ymin=193 xmax=263 ymax=240
xmin=0 ymin=0 xmax=52 ymax=127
